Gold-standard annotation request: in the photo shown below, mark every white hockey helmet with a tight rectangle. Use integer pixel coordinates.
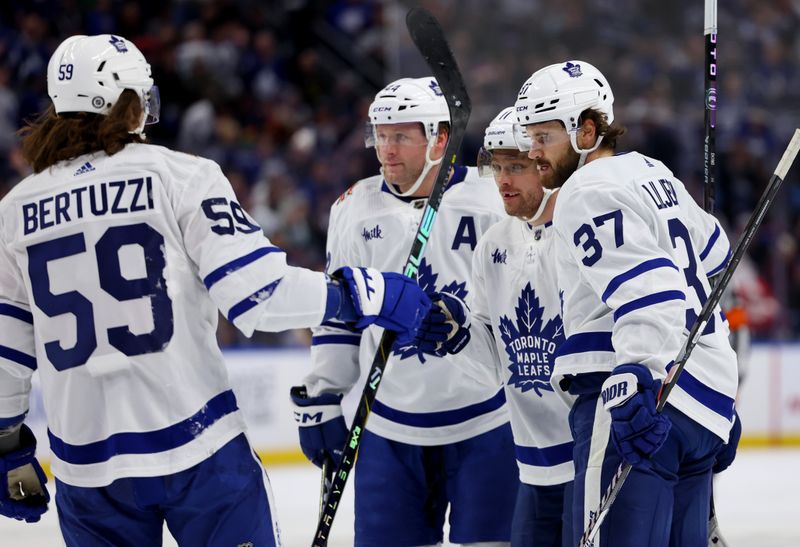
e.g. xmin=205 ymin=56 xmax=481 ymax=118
xmin=47 ymin=34 xmax=159 ymax=133
xmin=479 ymin=106 xmax=554 ymax=223
xmin=477 ymin=106 xmax=532 ymax=177
xmin=515 ymin=60 xmax=613 ymax=163
xmin=365 ymin=77 xmax=450 ymax=145
xmin=365 ymin=77 xmax=450 ymax=197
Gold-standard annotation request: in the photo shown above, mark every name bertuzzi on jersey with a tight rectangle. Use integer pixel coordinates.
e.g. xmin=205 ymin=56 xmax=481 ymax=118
xmin=21 ymin=176 xmax=155 ymax=235
xmin=499 ymin=282 xmax=564 ymax=396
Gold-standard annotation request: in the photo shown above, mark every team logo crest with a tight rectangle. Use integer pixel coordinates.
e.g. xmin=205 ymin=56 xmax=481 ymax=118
xmin=394 ymin=257 xmax=467 ymax=363
xmin=429 ymin=79 xmax=443 ymax=96
xmin=562 ymin=62 xmax=582 ymax=78
xmin=499 ymin=283 xmax=564 ymax=396
xmin=108 ymin=35 xmax=128 ymax=53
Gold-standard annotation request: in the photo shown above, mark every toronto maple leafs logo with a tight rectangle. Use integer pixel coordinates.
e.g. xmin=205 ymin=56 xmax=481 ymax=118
xmin=109 ymin=35 xmax=128 ymax=53
xmin=499 ymin=283 xmax=565 ymax=396
xmin=429 ymin=79 xmax=443 ymax=96
xmin=394 ymin=257 xmax=467 ymax=363
xmin=563 ymin=62 xmax=582 ymax=78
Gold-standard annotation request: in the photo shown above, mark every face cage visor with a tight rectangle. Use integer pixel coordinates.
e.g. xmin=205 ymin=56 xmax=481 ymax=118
xmin=144 ymin=85 xmax=160 ymax=125
xmin=364 ymin=121 xmax=437 ymax=149
xmin=477 ymin=146 xmax=495 ymax=177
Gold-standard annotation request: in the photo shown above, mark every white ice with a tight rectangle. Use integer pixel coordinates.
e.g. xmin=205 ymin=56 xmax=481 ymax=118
xmin=1 ymin=447 xmax=798 ymax=546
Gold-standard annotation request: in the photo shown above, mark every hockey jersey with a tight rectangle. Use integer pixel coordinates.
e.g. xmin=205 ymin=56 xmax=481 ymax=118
xmin=303 ymin=166 xmax=509 ymax=445
xmin=552 ymin=152 xmax=737 ymax=440
xmin=0 ymin=143 xmax=327 ymax=487
xmin=464 ymin=216 xmax=575 ymax=485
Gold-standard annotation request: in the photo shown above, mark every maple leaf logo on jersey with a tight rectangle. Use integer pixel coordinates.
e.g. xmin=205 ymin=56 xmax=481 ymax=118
xmin=499 ymin=283 xmax=564 ymax=396
xmin=394 ymin=257 xmax=467 ymax=363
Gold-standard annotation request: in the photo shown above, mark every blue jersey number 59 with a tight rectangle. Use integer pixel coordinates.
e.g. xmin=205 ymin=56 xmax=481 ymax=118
xmin=27 ymin=223 xmax=173 ymax=371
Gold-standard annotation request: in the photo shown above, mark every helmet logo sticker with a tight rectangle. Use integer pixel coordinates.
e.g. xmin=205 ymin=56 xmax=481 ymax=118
xmin=428 ymin=80 xmax=443 ymax=96
xmin=92 ymin=96 xmax=105 ymax=109
xmin=108 ymin=35 xmax=128 ymax=53
xmin=562 ymin=62 xmax=582 ymax=78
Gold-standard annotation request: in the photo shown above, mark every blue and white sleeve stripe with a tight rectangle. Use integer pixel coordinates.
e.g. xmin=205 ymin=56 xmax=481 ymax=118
xmin=602 ymin=258 xmax=679 ymax=303
xmin=698 ymin=224 xmax=731 ymax=277
xmin=613 ymin=290 xmax=686 ymax=321
xmin=706 ymin=248 xmax=731 ymax=277
xmin=0 ymin=302 xmax=36 ymax=371
xmin=203 ymin=246 xmax=284 ymax=289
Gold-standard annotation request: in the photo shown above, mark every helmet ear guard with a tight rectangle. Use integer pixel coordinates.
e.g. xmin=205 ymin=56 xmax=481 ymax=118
xmin=47 ymin=34 xmax=159 ymax=134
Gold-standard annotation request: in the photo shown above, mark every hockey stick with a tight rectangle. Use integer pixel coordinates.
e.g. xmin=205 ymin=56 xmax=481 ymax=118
xmin=311 ymin=8 xmax=471 ymax=547
xmin=318 ymin=457 xmax=333 ymax=519
xmin=703 ymin=0 xmax=718 ymax=214
xmin=702 ymin=0 xmax=724 ymax=541
xmin=701 ymin=2 xmax=730 ymax=545
xmin=578 ymin=128 xmax=800 ymax=547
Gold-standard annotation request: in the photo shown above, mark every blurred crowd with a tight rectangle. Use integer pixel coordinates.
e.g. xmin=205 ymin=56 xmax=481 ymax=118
xmin=1 ymin=0 xmax=798 ymax=342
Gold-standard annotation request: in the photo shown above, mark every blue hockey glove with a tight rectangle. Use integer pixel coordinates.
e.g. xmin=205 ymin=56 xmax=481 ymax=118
xmin=600 ymin=364 xmax=672 ymax=468
xmin=713 ymin=411 xmax=741 ymax=474
xmin=290 ymin=386 xmax=347 ymax=469
xmin=0 ymin=424 xmax=50 ymax=523
xmin=332 ymin=267 xmax=431 ymax=346
xmin=413 ymin=292 xmax=471 ymax=357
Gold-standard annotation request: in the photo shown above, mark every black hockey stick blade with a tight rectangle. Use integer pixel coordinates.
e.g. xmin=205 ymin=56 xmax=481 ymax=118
xmin=407 ymin=7 xmax=472 ymax=133
xmin=579 ymin=128 xmax=800 ymax=547
xmin=311 ymin=8 xmax=471 ymax=547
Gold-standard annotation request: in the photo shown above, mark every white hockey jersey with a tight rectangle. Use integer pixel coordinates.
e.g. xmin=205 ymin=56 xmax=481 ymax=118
xmin=463 ymin=216 xmax=575 ymax=486
xmin=0 ymin=143 xmax=327 ymax=487
xmin=303 ymin=166 xmax=509 ymax=445
xmin=552 ymin=152 xmax=738 ymax=440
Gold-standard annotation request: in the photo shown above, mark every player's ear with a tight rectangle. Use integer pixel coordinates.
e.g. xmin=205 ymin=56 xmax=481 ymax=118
xmin=431 ymin=122 xmax=449 ymax=159
xmin=577 ymin=118 xmax=597 ymax=148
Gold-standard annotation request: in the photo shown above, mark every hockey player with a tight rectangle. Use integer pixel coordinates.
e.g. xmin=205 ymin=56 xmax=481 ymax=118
xmin=513 ymin=60 xmax=738 ymax=546
xmin=291 ymin=78 xmax=518 ymax=546
xmin=0 ymin=34 xmax=431 ymax=546
xmin=413 ymin=107 xmax=575 ymax=547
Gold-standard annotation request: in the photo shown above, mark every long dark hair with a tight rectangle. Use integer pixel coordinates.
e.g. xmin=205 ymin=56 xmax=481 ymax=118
xmin=19 ymin=89 xmax=147 ymax=173
xmin=581 ymin=108 xmax=626 ymax=149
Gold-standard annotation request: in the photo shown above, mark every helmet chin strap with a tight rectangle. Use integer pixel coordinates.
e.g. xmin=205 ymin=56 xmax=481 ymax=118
xmin=569 ymin=132 xmax=604 ymax=169
xmin=522 ymin=188 xmax=558 ymax=224
xmin=382 ymin=137 xmax=443 ymax=197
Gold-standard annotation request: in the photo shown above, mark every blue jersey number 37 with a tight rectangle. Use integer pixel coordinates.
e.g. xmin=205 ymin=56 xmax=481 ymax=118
xmin=27 ymin=223 xmax=173 ymax=371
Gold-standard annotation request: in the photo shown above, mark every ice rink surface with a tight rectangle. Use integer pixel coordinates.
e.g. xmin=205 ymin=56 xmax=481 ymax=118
xmin=2 ymin=447 xmax=799 ymax=546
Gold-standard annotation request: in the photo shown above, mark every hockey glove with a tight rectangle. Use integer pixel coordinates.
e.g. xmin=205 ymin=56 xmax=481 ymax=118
xmin=290 ymin=386 xmax=348 ymax=469
xmin=333 ymin=266 xmax=431 ymax=346
xmin=713 ymin=410 xmax=741 ymax=474
xmin=601 ymin=364 xmax=672 ymax=468
xmin=413 ymin=292 xmax=471 ymax=357
xmin=0 ymin=424 xmax=50 ymax=523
